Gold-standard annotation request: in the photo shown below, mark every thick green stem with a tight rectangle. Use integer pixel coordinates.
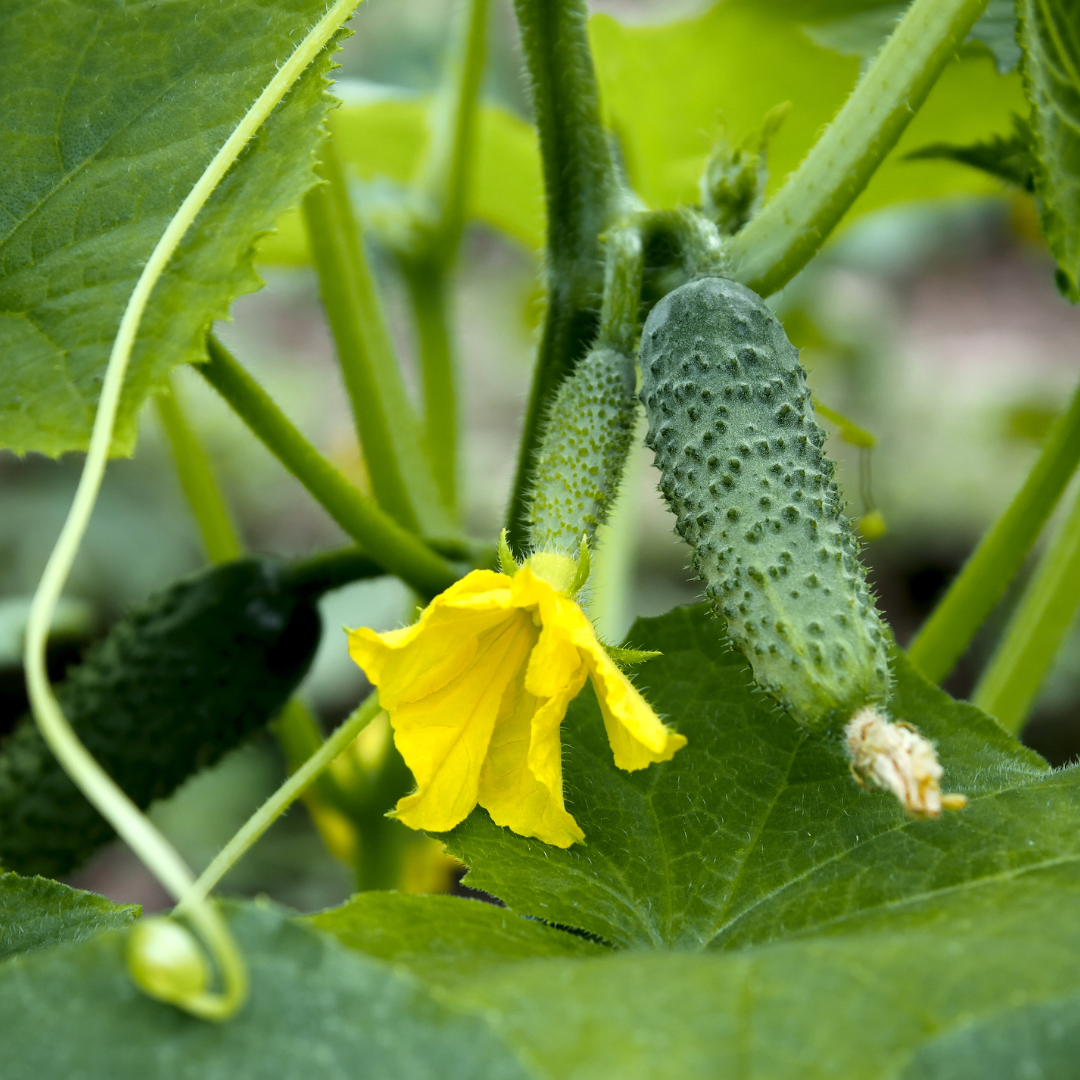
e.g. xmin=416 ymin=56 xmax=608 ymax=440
xmin=302 ymin=136 xmax=450 ymax=535
xmin=973 ymin=480 xmax=1080 ymax=733
xmin=402 ymin=263 xmax=459 ymax=513
xmin=505 ymin=0 xmax=620 ymax=550
xmin=200 ymin=335 xmax=456 ymax=598
xmin=155 ymin=376 xmax=243 ymax=565
xmin=726 ymin=0 xmax=990 ymax=297
xmin=908 ymin=378 xmax=1080 ymax=684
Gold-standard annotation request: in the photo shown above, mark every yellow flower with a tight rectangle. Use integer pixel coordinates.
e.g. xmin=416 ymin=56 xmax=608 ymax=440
xmin=347 ymin=558 xmax=686 ymax=848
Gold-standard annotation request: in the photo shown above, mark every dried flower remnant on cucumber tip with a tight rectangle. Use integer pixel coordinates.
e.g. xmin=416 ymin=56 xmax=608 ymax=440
xmin=639 ymin=274 xmax=964 ymax=817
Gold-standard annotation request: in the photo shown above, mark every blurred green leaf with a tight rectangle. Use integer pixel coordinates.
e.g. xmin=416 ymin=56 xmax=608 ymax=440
xmin=0 ymin=872 xmax=137 ymax=962
xmin=443 ymin=604 xmax=1057 ymax=951
xmin=968 ymin=0 xmax=1022 ymax=74
xmin=589 ymin=1 xmax=1026 ymax=230
xmin=0 ymin=0 xmax=345 ymax=458
xmin=256 ymin=93 xmax=543 ymax=264
xmin=906 ymin=115 xmax=1036 ymax=191
xmin=309 ymin=891 xmax=605 ymax=986
xmin=1019 ymin=0 xmax=1080 ymax=300
xmin=0 ymin=901 xmax=530 ymax=1079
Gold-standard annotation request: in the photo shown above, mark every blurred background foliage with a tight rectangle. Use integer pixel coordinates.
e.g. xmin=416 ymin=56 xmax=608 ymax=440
xmin=3 ymin=0 xmax=1079 ymax=912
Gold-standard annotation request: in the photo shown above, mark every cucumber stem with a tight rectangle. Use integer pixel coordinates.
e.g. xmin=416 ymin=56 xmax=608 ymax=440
xmin=179 ymin=694 xmax=383 ymax=909
xmin=155 ymin=374 xmax=243 ymax=565
xmin=974 ymin=478 xmax=1080 ymax=733
xmin=726 ymin=0 xmax=991 ymax=297
xmin=200 ymin=335 xmax=457 ymax=598
xmin=505 ymin=0 xmax=621 ymax=550
xmin=402 ymin=263 xmax=459 ymax=513
xmin=303 ymin=135 xmax=450 ymax=535
xmin=24 ymin=0 xmax=361 ymax=1021
xmin=908 ymin=376 xmax=1080 ymax=685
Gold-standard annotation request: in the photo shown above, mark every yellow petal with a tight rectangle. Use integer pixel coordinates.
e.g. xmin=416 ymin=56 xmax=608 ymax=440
xmin=391 ymin=610 xmax=536 ymax=833
xmin=478 ymin=659 xmax=587 ymax=848
xmin=581 ymin=637 xmax=686 ymax=772
xmin=348 ymin=570 xmax=513 ymax=709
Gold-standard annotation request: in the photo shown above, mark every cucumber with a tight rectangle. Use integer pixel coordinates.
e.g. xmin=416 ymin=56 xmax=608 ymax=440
xmin=528 ymin=345 xmax=638 ymax=555
xmin=639 ymin=276 xmax=890 ymax=733
xmin=0 ymin=558 xmax=323 ymax=877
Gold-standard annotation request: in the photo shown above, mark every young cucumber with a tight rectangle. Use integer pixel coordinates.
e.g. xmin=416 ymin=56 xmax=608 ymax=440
xmin=529 ymin=345 xmax=638 ymax=555
xmin=0 ymin=558 xmax=322 ymax=876
xmin=639 ymin=276 xmax=890 ymax=733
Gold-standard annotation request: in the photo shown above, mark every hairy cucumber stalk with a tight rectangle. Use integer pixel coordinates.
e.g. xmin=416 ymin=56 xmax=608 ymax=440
xmin=640 ymin=276 xmax=963 ymax=816
xmin=528 ymin=227 xmax=643 ymax=556
xmin=0 ymin=558 xmax=325 ymax=876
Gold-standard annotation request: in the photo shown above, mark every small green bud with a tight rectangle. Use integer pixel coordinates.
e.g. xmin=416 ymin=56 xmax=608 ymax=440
xmin=127 ymin=917 xmax=209 ymax=1006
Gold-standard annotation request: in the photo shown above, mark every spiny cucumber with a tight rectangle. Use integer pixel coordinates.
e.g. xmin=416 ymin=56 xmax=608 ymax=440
xmin=640 ymin=276 xmax=965 ymax=816
xmin=0 ymin=558 xmax=322 ymax=877
xmin=528 ymin=345 xmax=638 ymax=554
xmin=640 ymin=276 xmax=890 ymax=731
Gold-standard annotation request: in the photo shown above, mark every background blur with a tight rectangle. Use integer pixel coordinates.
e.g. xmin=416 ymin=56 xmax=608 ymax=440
xmin=3 ymin=0 xmax=1079 ymax=913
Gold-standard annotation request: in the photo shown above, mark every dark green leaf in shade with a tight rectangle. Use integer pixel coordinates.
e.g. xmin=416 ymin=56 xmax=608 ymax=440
xmin=0 ymin=872 xmax=137 ymax=962
xmin=0 ymin=0 xmax=347 ymax=457
xmin=308 ymin=892 xmax=605 ymax=987
xmin=1018 ymin=0 xmax=1080 ymax=300
xmin=442 ymin=604 xmax=1056 ymax=950
xmin=906 ymin=114 xmax=1036 ymax=190
xmin=0 ymin=901 xmax=531 ymax=1080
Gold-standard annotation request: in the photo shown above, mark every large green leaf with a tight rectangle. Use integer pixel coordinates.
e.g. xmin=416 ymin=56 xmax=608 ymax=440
xmin=590 ymin=0 xmax=1027 ymax=226
xmin=0 ymin=0 xmax=346 ymax=457
xmin=1019 ymin=0 xmax=1080 ymax=300
xmin=442 ymin=605 xmax=1058 ymax=950
xmin=0 ymin=871 xmax=137 ymax=962
xmin=443 ymin=867 xmax=1080 ymax=1079
xmin=308 ymin=891 xmax=605 ymax=985
xmin=0 ymin=900 xmax=530 ymax=1080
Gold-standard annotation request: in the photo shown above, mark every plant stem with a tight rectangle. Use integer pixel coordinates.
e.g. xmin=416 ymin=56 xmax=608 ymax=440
xmin=726 ymin=0 xmax=990 ymax=297
xmin=402 ymin=263 xmax=459 ymax=512
xmin=179 ymin=694 xmax=383 ymax=909
xmin=200 ymin=335 xmax=456 ymax=598
xmin=505 ymin=0 xmax=620 ymax=550
xmin=302 ymin=136 xmax=450 ymax=535
xmin=155 ymin=376 xmax=243 ymax=564
xmin=421 ymin=0 xmax=490 ymax=263
xmin=908 ymin=378 xmax=1080 ymax=684
xmin=973 ymin=479 xmax=1080 ymax=733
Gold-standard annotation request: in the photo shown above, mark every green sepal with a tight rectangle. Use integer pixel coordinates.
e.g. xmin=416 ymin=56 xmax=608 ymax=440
xmin=603 ymin=644 xmax=662 ymax=667
xmin=498 ymin=529 xmax=520 ymax=577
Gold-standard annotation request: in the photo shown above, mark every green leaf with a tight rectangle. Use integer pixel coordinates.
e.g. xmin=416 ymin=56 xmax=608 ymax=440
xmin=589 ymin=1 xmax=1027 ymax=230
xmin=0 ymin=0 xmax=346 ymax=457
xmin=308 ymin=892 xmax=605 ymax=986
xmin=444 ymin=866 xmax=1080 ymax=1078
xmin=968 ymin=0 xmax=1022 ymax=75
xmin=0 ymin=900 xmax=530 ymax=1080
xmin=442 ymin=604 xmax=1056 ymax=950
xmin=1019 ymin=0 xmax=1080 ymax=300
xmin=255 ymin=94 xmax=544 ymax=264
xmin=0 ymin=872 xmax=137 ymax=962
xmin=906 ymin=114 xmax=1036 ymax=190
